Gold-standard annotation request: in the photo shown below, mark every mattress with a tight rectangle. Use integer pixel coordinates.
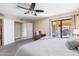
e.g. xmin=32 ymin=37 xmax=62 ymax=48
xmin=16 ymin=38 xmax=79 ymax=56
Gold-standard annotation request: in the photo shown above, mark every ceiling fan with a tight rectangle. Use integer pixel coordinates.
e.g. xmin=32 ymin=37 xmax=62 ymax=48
xmin=17 ymin=3 xmax=44 ymax=16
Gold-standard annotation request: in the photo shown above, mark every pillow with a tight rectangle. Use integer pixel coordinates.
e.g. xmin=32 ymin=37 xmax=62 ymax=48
xmin=65 ymin=40 xmax=79 ymax=50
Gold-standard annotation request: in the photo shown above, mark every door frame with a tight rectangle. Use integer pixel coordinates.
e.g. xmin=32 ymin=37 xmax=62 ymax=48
xmin=0 ymin=18 xmax=3 ymax=46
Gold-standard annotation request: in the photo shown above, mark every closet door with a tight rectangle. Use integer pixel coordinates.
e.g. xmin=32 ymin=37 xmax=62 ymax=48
xmin=22 ymin=23 xmax=27 ymax=39
xmin=27 ymin=23 xmax=33 ymax=39
xmin=22 ymin=23 xmax=33 ymax=39
xmin=15 ymin=22 xmax=22 ymax=39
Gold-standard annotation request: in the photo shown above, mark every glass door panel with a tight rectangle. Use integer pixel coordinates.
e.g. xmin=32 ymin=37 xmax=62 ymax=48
xmin=52 ymin=21 xmax=61 ymax=38
xmin=62 ymin=19 xmax=72 ymax=38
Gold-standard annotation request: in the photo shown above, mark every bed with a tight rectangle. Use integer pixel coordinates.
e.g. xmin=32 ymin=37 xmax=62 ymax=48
xmin=16 ymin=37 xmax=79 ymax=56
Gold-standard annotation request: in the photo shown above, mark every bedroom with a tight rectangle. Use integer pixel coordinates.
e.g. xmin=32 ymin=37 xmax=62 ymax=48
xmin=0 ymin=3 xmax=79 ymax=56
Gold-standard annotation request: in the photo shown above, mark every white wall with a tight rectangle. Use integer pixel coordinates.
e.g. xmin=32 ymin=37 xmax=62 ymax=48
xmin=3 ymin=18 xmax=14 ymax=45
xmin=33 ymin=19 xmax=50 ymax=36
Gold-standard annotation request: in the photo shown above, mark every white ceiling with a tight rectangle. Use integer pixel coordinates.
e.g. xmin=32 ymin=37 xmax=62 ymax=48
xmin=0 ymin=3 xmax=79 ymax=20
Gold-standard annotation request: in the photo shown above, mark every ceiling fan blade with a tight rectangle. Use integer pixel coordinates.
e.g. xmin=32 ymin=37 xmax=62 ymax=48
xmin=17 ymin=6 xmax=29 ymax=10
xmin=35 ymin=10 xmax=44 ymax=12
xmin=30 ymin=3 xmax=36 ymax=10
xmin=24 ymin=11 xmax=29 ymax=14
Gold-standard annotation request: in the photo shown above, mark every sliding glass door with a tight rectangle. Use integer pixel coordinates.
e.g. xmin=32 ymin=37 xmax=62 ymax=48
xmin=62 ymin=19 xmax=72 ymax=38
xmin=52 ymin=19 xmax=72 ymax=38
xmin=52 ymin=21 xmax=61 ymax=38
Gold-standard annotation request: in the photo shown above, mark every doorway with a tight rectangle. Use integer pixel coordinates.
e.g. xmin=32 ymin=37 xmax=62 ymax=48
xmin=52 ymin=18 xmax=72 ymax=38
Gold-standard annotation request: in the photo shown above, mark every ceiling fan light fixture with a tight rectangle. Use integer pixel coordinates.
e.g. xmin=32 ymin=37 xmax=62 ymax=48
xmin=17 ymin=3 xmax=44 ymax=16
xmin=34 ymin=13 xmax=37 ymax=16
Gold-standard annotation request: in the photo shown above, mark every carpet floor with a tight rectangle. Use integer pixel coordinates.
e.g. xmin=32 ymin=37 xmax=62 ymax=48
xmin=0 ymin=39 xmax=34 ymax=56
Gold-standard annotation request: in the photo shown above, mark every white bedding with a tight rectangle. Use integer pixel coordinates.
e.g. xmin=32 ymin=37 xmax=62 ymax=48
xmin=16 ymin=38 xmax=79 ymax=56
